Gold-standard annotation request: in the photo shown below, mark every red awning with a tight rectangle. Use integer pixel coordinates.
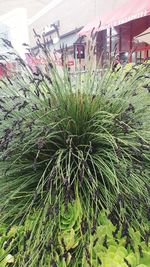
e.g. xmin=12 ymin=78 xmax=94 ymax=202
xmin=79 ymin=0 xmax=150 ymax=36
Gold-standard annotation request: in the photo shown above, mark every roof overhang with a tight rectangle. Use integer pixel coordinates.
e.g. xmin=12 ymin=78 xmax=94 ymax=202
xmin=78 ymin=0 xmax=150 ymax=37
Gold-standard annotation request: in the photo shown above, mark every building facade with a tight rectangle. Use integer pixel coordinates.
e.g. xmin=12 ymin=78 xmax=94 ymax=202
xmin=96 ymin=16 xmax=150 ymax=67
xmin=29 ymin=0 xmax=127 ymax=47
xmin=28 ymin=0 xmax=150 ymax=71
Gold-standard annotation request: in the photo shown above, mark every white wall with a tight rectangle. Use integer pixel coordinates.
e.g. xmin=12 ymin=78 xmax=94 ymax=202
xmin=0 ymin=8 xmax=29 ymax=58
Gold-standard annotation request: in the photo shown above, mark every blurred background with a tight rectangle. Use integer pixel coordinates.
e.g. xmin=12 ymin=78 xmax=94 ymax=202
xmin=0 ymin=0 xmax=149 ymax=75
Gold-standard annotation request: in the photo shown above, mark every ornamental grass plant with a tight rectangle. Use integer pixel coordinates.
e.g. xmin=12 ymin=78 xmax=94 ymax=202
xmin=0 ymin=38 xmax=150 ymax=266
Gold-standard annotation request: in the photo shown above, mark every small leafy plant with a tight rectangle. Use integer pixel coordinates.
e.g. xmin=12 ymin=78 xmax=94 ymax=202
xmin=0 ymin=210 xmax=149 ymax=266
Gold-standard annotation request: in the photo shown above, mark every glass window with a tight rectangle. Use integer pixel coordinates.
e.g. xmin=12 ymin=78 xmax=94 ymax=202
xmin=135 ymin=50 xmax=145 ymax=63
xmin=111 ymin=27 xmax=118 ymax=36
xmin=132 ymin=52 xmax=136 ymax=63
xmin=120 ymin=51 xmax=129 ymax=64
xmin=106 ymin=28 xmax=111 ymax=37
xmin=111 ymin=35 xmax=119 ymax=55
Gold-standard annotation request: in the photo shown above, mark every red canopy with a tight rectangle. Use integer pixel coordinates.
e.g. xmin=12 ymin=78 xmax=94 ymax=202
xmin=79 ymin=0 xmax=150 ymax=36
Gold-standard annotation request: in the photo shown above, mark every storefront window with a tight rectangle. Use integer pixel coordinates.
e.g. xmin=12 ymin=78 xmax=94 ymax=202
xmin=109 ymin=28 xmax=120 ymax=61
xmin=132 ymin=47 xmax=150 ymax=64
xmin=96 ymin=16 xmax=150 ymax=66
xmin=120 ymin=52 xmax=129 ymax=64
xmin=111 ymin=35 xmax=119 ymax=56
xmin=111 ymin=27 xmax=118 ymax=36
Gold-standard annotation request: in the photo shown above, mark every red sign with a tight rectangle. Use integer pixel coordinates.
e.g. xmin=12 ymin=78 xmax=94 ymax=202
xmin=67 ymin=60 xmax=74 ymax=66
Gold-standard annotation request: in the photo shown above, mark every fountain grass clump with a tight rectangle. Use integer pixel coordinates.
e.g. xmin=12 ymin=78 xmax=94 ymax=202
xmin=0 ymin=41 xmax=150 ymax=266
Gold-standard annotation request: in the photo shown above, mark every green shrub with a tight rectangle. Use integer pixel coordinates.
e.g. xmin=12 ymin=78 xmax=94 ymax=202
xmin=0 ymin=42 xmax=149 ymax=266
